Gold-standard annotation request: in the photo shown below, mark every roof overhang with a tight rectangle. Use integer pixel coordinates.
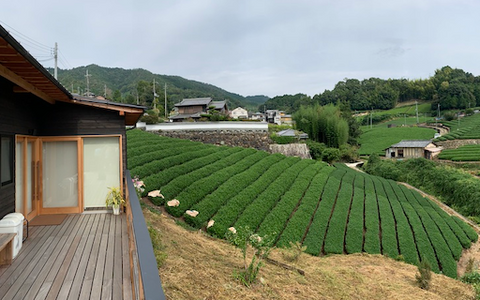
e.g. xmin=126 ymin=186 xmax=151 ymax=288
xmin=0 ymin=25 xmax=145 ymax=125
xmin=71 ymin=96 xmax=145 ymax=126
xmin=0 ymin=26 xmax=72 ymax=103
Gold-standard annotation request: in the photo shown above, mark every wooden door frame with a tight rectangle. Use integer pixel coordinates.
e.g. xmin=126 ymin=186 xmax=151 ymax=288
xmin=15 ymin=136 xmax=41 ymax=221
xmin=16 ymin=134 xmax=123 ymax=218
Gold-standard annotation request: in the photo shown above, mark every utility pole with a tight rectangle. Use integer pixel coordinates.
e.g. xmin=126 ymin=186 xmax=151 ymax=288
xmin=54 ymin=42 xmax=58 ymax=79
xmin=104 ymin=84 xmax=107 ymax=98
xmin=370 ymin=108 xmax=373 ymax=129
xmin=152 ymin=78 xmax=157 ymax=109
xmin=85 ymin=69 xmax=91 ymax=96
xmin=71 ymin=83 xmax=74 ymax=93
xmin=164 ymin=82 xmax=167 ymax=118
xmin=415 ymin=100 xmax=419 ymax=124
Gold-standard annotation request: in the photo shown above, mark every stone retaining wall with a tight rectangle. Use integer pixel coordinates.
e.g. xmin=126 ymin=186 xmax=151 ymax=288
xmin=434 ymin=139 xmax=480 ymax=149
xmin=154 ymin=130 xmax=273 ymax=151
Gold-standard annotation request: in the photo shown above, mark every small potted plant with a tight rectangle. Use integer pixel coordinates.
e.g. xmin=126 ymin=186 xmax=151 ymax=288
xmin=105 ymin=187 xmax=125 ymax=215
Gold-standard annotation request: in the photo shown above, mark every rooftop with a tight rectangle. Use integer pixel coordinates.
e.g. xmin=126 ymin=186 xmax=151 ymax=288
xmin=390 ymin=140 xmax=432 ymax=148
xmin=174 ymin=98 xmax=212 ymax=107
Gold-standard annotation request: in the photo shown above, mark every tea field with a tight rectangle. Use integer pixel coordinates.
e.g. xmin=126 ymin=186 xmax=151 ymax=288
xmin=127 ymin=130 xmax=478 ymax=278
xmin=437 ymin=113 xmax=480 ymax=141
xmin=438 ymin=144 xmax=480 ymax=161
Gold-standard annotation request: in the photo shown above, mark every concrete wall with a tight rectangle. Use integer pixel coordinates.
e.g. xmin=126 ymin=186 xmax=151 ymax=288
xmin=139 ymin=121 xmax=268 ymax=132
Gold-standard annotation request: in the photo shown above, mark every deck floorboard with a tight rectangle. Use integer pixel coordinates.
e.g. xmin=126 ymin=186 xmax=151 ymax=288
xmin=0 ymin=213 xmax=133 ymax=300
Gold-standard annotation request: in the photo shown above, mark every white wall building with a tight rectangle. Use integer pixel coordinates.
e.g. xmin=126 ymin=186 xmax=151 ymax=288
xmin=230 ymin=107 xmax=248 ymax=119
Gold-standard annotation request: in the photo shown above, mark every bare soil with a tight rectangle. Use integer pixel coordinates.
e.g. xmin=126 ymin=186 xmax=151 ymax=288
xmin=143 ymin=206 xmax=475 ymax=300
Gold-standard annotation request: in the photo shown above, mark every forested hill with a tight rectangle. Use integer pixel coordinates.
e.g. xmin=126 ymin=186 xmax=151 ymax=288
xmin=262 ymin=66 xmax=480 ymax=113
xmin=47 ymin=64 xmax=268 ymax=111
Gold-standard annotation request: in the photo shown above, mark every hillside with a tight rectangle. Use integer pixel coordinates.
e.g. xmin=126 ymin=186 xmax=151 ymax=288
xmin=144 ymin=207 xmax=475 ymax=300
xmin=47 ymin=64 xmax=268 ymax=110
xmin=127 ymin=129 xmax=478 ymax=279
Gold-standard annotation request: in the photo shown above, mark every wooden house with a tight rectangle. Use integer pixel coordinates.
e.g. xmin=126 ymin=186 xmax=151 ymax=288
xmin=0 ymin=25 xmax=164 ymax=299
xmin=170 ymin=97 xmax=228 ymax=122
xmin=385 ymin=140 xmax=441 ymax=159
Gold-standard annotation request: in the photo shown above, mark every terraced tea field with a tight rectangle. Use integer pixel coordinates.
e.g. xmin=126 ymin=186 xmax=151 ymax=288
xmin=438 ymin=113 xmax=480 ymax=141
xmin=128 ymin=130 xmax=478 ymax=278
xmin=438 ymin=144 xmax=480 ymax=161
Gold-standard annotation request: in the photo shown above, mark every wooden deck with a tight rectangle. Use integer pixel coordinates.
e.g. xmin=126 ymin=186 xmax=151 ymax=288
xmin=0 ymin=213 xmax=133 ymax=300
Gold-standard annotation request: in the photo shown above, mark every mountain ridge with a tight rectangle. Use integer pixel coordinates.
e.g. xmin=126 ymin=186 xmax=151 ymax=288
xmin=47 ymin=64 xmax=269 ymax=110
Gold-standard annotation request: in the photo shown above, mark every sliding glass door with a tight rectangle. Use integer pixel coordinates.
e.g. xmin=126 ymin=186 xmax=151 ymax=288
xmin=16 ymin=135 xmax=122 ymax=218
xmin=83 ymin=137 xmax=120 ymax=208
xmin=41 ymin=139 xmax=81 ymax=214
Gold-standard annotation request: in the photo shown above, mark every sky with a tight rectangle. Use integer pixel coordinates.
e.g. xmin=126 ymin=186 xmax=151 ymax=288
xmin=2 ymin=0 xmax=480 ymax=98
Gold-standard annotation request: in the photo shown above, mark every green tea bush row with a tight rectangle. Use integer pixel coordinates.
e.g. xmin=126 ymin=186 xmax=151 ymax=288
xmin=363 ymin=177 xmax=381 ymax=254
xmin=128 ymin=143 xmax=202 ymax=169
xmin=401 ymin=188 xmax=457 ymax=278
xmin=421 ymin=196 xmax=472 ymax=248
xmin=303 ymin=169 xmax=346 ymax=255
xmin=345 ymin=177 xmax=365 ymax=254
xmin=372 ymin=177 xmax=398 ymax=258
xmin=168 ymin=150 xmax=265 ymax=217
xmin=323 ymin=172 xmax=355 ymax=254
xmin=383 ymin=180 xmax=418 ymax=264
xmin=132 ymin=147 xmax=219 ymax=178
xmin=187 ymin=154 xmax=284 ymax=227
xmin=452 ymin=216 xmax=478 ymax=242
xmin=256 ymin=163 xmax=320 ymax=238
xmin=233 ymin=159 xmax=314 ymax=232
xmin=391 ymin=183 xmax=440 ymax=273
xmin=408 ymin=191 xmax=463 ymax=260
xmin=276 ymin=167 xmax=334 ymax=248
xmin=207 ymin=157 xmax=300 ymax=238
xmin=143 ymin=147 xmax=241 ymax=194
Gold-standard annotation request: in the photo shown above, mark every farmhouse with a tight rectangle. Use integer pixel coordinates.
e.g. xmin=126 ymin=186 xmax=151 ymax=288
xmin=385 ymin=140 xmax=442 ymax=159
xmin=230 ymin=107 xmax=248 ymax=119
xmin=170 ymin=97 xmax=229 ymax=122
xmin=0 ymin=25 xmax=163 ymax=299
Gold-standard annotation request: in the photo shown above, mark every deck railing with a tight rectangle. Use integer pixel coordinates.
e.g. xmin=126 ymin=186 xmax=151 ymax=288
xmin=125 ymin=170 xmax=166 ymax=300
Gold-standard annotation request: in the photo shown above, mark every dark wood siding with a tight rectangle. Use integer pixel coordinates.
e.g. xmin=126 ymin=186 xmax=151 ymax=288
xmin=0 ymin=77 xmax=45 ymax=218
xmin=38 ymin=102 xmax=127 ymax=172
xmin=0 ymin=76 xmax=128 ymax=218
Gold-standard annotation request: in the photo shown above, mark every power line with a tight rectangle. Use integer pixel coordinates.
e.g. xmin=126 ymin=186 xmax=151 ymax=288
xmin=0 ymin=21 xmax=74 ymax=70
xmin=0 ymin=21 xmax=52 ymax=52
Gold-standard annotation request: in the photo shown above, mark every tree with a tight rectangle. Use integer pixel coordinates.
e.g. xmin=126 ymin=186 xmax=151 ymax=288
xmin=293 ymin=104 xmax=349 ymax=148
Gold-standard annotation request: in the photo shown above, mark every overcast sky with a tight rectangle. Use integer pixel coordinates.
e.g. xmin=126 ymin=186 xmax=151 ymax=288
xmin=2 ymin=0 xmax=479 ymax=98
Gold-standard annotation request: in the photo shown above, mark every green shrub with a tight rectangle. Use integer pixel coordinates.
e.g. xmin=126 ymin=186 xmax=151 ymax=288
xmin=270 ymin=134 xmax=296 ymax=144
xmin=226 ymin=226 xmax=274 ymax=287
xmin=416 ymin=259 xmax=432 ymax=290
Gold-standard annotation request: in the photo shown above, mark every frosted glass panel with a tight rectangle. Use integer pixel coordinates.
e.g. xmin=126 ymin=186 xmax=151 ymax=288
xmin=15 ymin=142 xmax=23 ymax=213
xmin=83 ymin=137 xmax=120 ymax=207
xmin=43 ymin=141 xmax=78 ymax=208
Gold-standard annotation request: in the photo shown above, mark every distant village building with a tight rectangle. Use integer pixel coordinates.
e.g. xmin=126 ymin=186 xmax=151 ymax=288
xmin=280 ymin=111 xmax=293 ymax=125
xmin=169 ymin=97 xmax=228 ymax=122
xmin=266 ymin=110 xmax=281 ymax=125
xmin=265 ymin=110 xmax=292 ymax=125
xmin=230 ymin=107 xmax=248 ymax=119
xmin=276 ymin=129 xmax=308 ymax=139
xmin=250 ymin=112 xmax=265 ymax=121
xmin=385 ymin=140 xmax=442 ymax=160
